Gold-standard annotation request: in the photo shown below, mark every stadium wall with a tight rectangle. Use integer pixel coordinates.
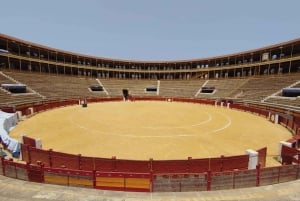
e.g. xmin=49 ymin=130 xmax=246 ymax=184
xmin=1 ymin=33 xmax=300 ymax=80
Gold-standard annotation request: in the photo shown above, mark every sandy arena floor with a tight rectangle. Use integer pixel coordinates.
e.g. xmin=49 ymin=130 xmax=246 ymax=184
xmin=10 ymin=101 xmax=292 ymax=166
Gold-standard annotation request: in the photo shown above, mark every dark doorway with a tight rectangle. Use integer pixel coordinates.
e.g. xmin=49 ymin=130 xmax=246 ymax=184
xmin=122 ymin=89 xmax=129 ymax=100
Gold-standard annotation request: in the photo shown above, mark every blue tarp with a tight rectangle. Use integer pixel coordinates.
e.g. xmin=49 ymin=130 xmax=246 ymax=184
xmin=282 ymin=88 xmax=300 ymax=97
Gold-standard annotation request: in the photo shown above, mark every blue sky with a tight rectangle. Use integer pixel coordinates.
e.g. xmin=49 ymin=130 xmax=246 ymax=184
xmin=1 ymin=0 xmax=300 ymax=61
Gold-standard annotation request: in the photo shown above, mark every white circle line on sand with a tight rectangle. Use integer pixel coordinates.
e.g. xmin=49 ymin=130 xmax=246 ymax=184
xmin=205 ymin=111 xmax=232 ymax=135
xmin=69 ymin=110 xmax=232 ymax=138
xmin=141 ymin=111 xmax=212 ymax=129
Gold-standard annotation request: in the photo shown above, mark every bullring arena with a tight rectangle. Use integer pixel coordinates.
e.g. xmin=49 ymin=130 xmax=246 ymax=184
xmin=10 ymin=101 xmax=291 ymax=166
xmin=1 ymin=33 xmax=300 ymax=200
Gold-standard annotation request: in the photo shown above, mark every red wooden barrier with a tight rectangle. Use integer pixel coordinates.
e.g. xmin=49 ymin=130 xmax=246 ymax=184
xmin=0 ymin=106 xmax=15 ymax=113
xmin=257 ymin=147 xmax=267 ymax=167
xmin=221 ymin=155 xmax=249 ymax=171
xmin=281 ymin=145 xmax=300 ymax=164
xmin=80 ymin=156 xmax=95 ymax=171
xmin=50 ymin=151 xmax=80 ymax=169
xmin=279 ymin=116 xmax=288 ymax=127
xmin=93 ymin=157 xmax=116 ymax=172
xmin=1 ymin=156 xmax=300 ymax=192
xmin=152 ymin=159 xmax=189 ymax=173
xmin=22 ymin=136 xmax=36 ymax=147
xmin=188 ymin=158 xmax=210 ymax=173
xmin=29 ymin=147 xmax=51 ymax=166
xmin=21 ymin=142 xmax=250 ymax=173
xmin=27 ymin=164 xmax=44 ymax=183
xmin=20 ymin=144 xmax=30 ymax=163
xmin=2 ymin=159 xmax=28 ymax=180
xmin=115 ymin=159 xmax=150 ymax=173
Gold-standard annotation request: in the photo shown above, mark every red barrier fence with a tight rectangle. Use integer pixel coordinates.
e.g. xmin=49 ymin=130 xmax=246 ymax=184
xmin=2 ymin=158 xmax=28 ymax=181
xmin=22 ymin=135 xmax=36 ymax=147
xmin=294 ymin=118 xmax=300 ymax=135
xmin=0 ymin=106 xmax=16 ymax=113
xmin=20 ymin=144 xmax=250 ymax=174
xmin=44 ymin=167 xmax=94 ymax=188
xmin=151 ymin=163 xmax=300 ymax=192
xmin=230 ymin=103 xmax=269 ymax=118
xmin=10 ymin=97 xmax=123 ymax=117
xmin=95 ymin=172 xmax=151 ymax=192
xmin=173 ymin=97 xmax=215 ymax=105
xmin=27 ymin=164 xmax=44 ymax=183
xmin=257 ymin=147 xmax=267 ymax=168
xmin=281 ymin=145 xmax=300 ymax=164
xmin=1 ymin=156 xmax=299 ymax=192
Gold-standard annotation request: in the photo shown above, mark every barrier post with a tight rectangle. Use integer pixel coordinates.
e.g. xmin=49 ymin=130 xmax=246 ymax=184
xmin=78 ymin=154 xmax=81 ymax=170
xmin=150 ymin=171 xmax=153 ymax=192
xmin=13 ymin=159 xmax=17 ymax=179
xmin=179 ymin=181 xmax=182 ymax=192
xmin=187 ymin=157 xmax=192 ymax=173
xmin=206 ymin=170 xmax=211 ymax=191
xmin=112 ymin=156 xmax=116 ymax=171
xmin=1 ymin=157 xmax=5 ymax=175
xmin=92 ymin=170 xmax=96 ymax=189
xmin=40 ymin=163 xmax=45 ymax=183
xmin=233 ymin=169 xmax=237 ymax=189
xmin=93 ymin=157 xmax=96 ymax=171
xmin=26 ymin=162 xmax=30 ymax=181
xmin=256 ymin=164 xmax=261 ymax=187
xmin=278 ymin=166 xmax=281 ymax=183
xmin=123 ymin=174 xmax=126 ymax=191
xmin=220 ymin=155 xmax=224 ymax=172
xmin=67 ymin=171 xmax=70 ymax=186
xmin=149 ymin=158 xmax=153 ymax=172
xmin=27 ymin=145 xmax=31 ymax=164
xmin=48 ymin=149 xmax=53 ymax=167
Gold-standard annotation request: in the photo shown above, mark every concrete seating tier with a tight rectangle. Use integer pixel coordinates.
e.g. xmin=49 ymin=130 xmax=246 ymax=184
xmin=100 ymin=79 xmax=158 ymax=97
xmin=159 ymin=80 xmax=206 ymax=97
xmin=3 ymin=71 xmax=107 ymax=101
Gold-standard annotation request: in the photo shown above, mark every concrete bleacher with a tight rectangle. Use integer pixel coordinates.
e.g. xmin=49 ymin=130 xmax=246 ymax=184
xmin=1 ymin=70 xmax=299 ymax=107
xmin=264 ymin=79 xmax=300 ymax=108
xmin=0 ymin=93 xmax=44 ymax=106
xmin=159 ymin=80 xmax=206 ymax=97
xmin=291 ymin=82 xmax=300 ymax=88
xmin=3 ymin=71 xmax=107 ymax=101
xmin=265 ymin=97 xmax=300 ymax=108
xmin=0 ymin=71 xmax=43 ymax=106
xmin=232 ymin=75 xmax=300 ymax=101
xmin=100 ymin=79 xmax=158 ymax=97
xmin=196 ymin=79 xmax=248 ymax=99
xmin=0 ymin=72 xmax=16 ymax=85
